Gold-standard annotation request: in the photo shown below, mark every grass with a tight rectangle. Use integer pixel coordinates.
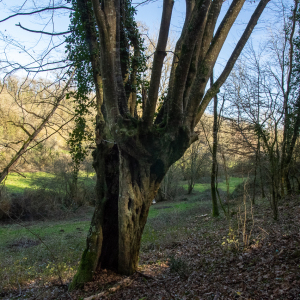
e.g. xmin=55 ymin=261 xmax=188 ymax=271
xmin=182 ymin=176 xmax=244 ymax=193
xmin=142 ymin=198 xmax=213 ymax=250
xmin=0 ymin=212 xmax=92 ymax=291
xmin=0 ymin=197 xmax=210 ymax=292
xmin=3 ymin=172 xmax=55 ymax=194
xmin=4 ymin=172 xmax=243 ymax=195
xmin=147 ymin=198 xmax=200 ymax=218
xmin=0 ymin=175 xmax=244 ymax=293
xmin=3 ymin=171 xmax=96 ymax=194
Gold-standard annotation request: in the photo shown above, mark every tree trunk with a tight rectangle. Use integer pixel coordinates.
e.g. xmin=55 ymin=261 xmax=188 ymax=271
xmin=270 ymin=181 xmax=279 ymax=221
xmin=187 ymin=179 xmax=194 ymax=194
xmin=284 ymin=170 xmax=292 ymax=195
xmin=156 ymin=187 xmax=166 ymax=202
xmin=252 ymin=160 xmax=257 ymax=204
xmin=70 ymin=125 xmax=191 ymax=289
xmin=269 ymin=157 xmax=280 ymax=221
xmin=69 ymin=143 xmax=119 ymax=289
xmin=221 ymin=150 xmax=230 ymax=204
xmin=253 ymin=133 xmax=261 ymax=205
xmin=258 ymin=143 xmax=265 ymax=198
xmin=118 ymin=149 xmax=159 ymax=274
xmin=211 ymin=75 xmax=219 ymax=217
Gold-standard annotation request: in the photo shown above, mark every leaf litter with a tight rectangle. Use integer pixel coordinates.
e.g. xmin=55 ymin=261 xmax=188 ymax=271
xmin=1 ymin=195 xmax=300 ymax=300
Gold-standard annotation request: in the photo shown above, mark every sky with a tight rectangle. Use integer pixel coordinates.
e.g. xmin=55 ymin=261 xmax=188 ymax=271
xmin=0 ymin=0 xmax=289 ymax=81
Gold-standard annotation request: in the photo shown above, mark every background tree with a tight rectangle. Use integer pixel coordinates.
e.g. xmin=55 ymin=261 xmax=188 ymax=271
xmin=179 ymin=139 xmax=209 ymax=195
xmin=223 ymin=0 xmax=300 ymax=219
xmin=0 ymin=1 xmax=76 ymax=183
xmin=0 ymin=72 xmax=74 ymax=183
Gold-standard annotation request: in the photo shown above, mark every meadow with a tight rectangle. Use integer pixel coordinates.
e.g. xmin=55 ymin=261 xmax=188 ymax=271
xmin=1 ymin=172 xmax=299 ymax=300
xmin=4 ymin=172 xmax=95 ymax=195
xmin=0 ymin=172 xmax=244 ymax=294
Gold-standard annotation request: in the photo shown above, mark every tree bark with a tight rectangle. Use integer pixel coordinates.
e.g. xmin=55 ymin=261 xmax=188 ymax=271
xmin=70 ymin=125 xmax=191 ymax=289
xmin=69 ymin=143 xmax=119 ymax=289
xmin=211 ymin=75 xmax=219 ymax=217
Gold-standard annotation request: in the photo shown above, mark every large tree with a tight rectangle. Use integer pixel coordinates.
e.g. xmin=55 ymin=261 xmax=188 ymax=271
xmin=68 ymin=0 xmax=271 ymax=289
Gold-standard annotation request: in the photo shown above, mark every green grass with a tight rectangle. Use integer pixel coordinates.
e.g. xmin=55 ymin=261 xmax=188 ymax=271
xmin=0 ymin=175 xmax=244 ymax=292
xmin=5 ymin=172 xmax=244 ymax=196
xmin=216 ymin=177 xmax=245 ymax=193
xmin=147 ymin=200 xmax=200 ymax=218
xmin=0 ymin=194 xmax=208 ymax=291
xmin=142 ymin=197 xmax=212 ymax=249
xmin=182 ymin=177 xmax=245 ymax=194
xmin=3 ymin=172 xmax=54 ymax=194
xmin=0 ymin=214 xmax=93 ymax=291
xmin=4 ymin=171 xmax=95 ymax=194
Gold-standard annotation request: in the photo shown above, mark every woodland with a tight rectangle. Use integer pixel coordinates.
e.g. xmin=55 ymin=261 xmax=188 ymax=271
xmin=0 ymin=0 xmax=300 ymax=299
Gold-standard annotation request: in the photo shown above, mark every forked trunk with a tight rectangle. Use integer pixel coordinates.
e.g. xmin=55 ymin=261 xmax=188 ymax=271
xmin=70 ymin=130 xmax=180 ymax=289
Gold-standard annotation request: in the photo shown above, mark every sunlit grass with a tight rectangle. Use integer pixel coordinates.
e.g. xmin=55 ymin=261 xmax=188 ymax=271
xmin=4 ymin=171 xmax=96 ymax=194
xmin=182 ymin=177 xmax=245 ymax=193
xmin=215 ymin=177 xmax=244 ymax=193
xmin=3 ymin=172 xmax=55 ymax=194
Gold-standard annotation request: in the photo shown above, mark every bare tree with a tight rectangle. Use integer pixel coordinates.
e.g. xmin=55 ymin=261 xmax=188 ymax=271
xmin=223 ymin=0 xmax=300 ymax=220
xmin=0 ymin=72 xmax=74 ymax=183
xmin=179 ymin=139 xmax=209 ymax=194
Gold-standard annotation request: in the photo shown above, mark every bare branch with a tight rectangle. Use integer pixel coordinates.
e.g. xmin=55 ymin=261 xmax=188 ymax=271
xmin=168 ymin=0 xmax=211 ymax=124
xmin=143 ymin=0 xmax=174 ymax=127
xmin=16 ymin=23 xmax=72 ymax=36
xmin=0 ymin=6 xmax=74 ymax=23
xmin=195 ymin=0 xmax=271 ymax=125
xmin=0 ymin=70 xmax=75 ymax=184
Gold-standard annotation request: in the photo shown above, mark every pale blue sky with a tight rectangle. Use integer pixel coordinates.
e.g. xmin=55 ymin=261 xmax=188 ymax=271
xmin=0 ymin=0 xmax=288 ymax=79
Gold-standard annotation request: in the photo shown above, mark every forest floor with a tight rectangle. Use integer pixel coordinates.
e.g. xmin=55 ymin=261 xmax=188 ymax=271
xmin=70 ymin=194 xmax=300 ymax=300
xmin=0 ymin=185 xmax=300 ymax=299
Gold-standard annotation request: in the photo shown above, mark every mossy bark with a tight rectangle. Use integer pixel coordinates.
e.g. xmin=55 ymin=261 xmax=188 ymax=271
xmin=70 ymin=126 xmax=191 ymax=290
xmin=69 ymin=143 xmax=119 ymax=290
xmin=118 ymin=150 xmax=160 ymax=274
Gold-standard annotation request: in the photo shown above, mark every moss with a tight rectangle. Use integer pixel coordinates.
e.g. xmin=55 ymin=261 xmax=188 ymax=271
xmin=68 ymin=248 xmax=97 ymax=291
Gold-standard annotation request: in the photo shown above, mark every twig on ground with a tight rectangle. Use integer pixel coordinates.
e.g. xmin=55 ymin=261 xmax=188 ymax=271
xmin=258 ymin=226 xmax=269 ymax=235
xmin=136 ymin=271 xmax=157 ymax=281
xmin=83 ymin=277 xmax=133 ymax=300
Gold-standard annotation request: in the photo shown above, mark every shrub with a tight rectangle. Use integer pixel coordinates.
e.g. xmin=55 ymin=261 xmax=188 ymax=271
xmin=0 ymin=186 xmax=11 ymax=220
xmin=169 ymin=255 xmax=190 ymax=278
xmin=156 ymin=164 xmax=183 ymax=202
xmin=8 ymin=189 xmax=63 ymax=220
